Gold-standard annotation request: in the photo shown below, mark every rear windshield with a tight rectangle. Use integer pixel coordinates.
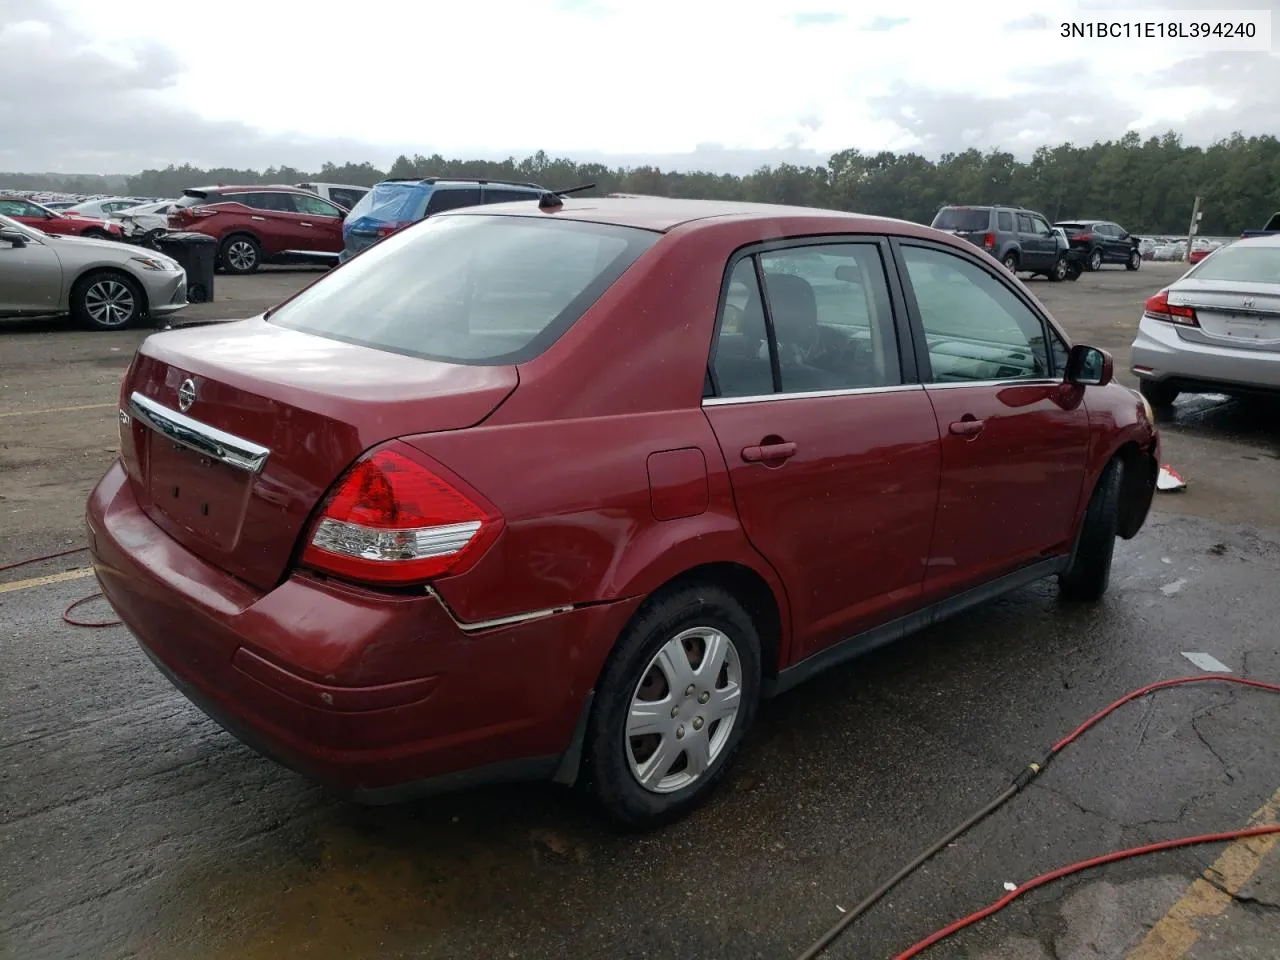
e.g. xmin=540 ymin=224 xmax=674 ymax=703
xmin=175 ymin=194 xmax=209 ymax=209
xmin=350 ymin=181 xmax=429 ymax=223
xmin=268 ymin=214 xmax=659 ymax=364
xmin=932 ymin=207 xmax=991 ymax=232
xmin=1055 ymin=222 xmax=1087 ymax=230
xmin=1188 ymin=244 xmax=1280 ymax=283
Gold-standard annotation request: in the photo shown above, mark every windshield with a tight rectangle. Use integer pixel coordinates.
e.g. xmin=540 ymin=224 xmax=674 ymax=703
xmin=1188 ymin=244 xmax=1280 ymax=283
xmin=269 ymin=213 xmax=659 ymax=364
xmin=932 ymin=208 xmax=991 ymax=232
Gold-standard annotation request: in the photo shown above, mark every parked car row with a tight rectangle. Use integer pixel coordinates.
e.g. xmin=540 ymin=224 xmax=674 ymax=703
xmin=929 ymin=205 xmax=1143 ymax=279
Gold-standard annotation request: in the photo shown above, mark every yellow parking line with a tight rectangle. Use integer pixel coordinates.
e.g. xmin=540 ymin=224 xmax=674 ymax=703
xmin=1126 ymin=785 xmax=1280 ymax=959
xmin=0 ymin=567 xmax=97 ymax=594
xmin=0 ymin=402 xmax=116 ymax=419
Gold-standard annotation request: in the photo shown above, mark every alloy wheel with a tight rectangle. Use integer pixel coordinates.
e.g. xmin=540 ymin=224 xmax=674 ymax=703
xmin=226 ymin=240 xmax=257 ymax=272
xmin=626 ymin=626 xmax=742 ymax=794
xmin=84 ymin=279 xmax=136 ymax=328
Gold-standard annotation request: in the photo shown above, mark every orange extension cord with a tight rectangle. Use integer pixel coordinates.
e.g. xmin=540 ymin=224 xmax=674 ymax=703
xmin=798 ymin=674 xmax=1280 ymax=959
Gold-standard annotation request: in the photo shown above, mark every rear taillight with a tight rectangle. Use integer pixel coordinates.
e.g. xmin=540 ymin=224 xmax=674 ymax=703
xmin=1070 ymin=232 xmax=1092 ymax=244
xmin=1143 ymin=289 xmax=1198 ymax=327
xmin=983 ymin=232 xmax=995 ymax=249
xmin=376 ymin=222 xmax=405 ymax=238
xmin=301 ymin=444 xmax=502 ymax=586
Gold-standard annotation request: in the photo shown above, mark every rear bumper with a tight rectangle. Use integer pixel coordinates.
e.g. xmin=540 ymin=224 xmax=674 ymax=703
xmin=1131 ymin=316 xmax=1280 ymax=393
xmin=86 ymin=460 xmax=639 ymax=801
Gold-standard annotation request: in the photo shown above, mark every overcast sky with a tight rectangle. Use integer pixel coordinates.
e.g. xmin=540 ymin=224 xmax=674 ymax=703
xmin=1 ymin=0 xmax=1277 ymax=175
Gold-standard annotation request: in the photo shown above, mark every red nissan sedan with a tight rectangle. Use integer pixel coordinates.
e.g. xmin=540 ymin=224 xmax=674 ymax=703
xmin=87 ymin=196 xmax=1159 ymax=827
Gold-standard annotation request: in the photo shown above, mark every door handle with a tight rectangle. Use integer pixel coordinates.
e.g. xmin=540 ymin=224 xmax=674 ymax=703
xmin=300 ymin=222 xmax=313 ymax=227
xmin=251 ymin=216 xmax=266 ymax=221
xmin=741 ymin=441 xmax=797 ymax=463
xmin=949 ymin=418 xmax=985 ymax=437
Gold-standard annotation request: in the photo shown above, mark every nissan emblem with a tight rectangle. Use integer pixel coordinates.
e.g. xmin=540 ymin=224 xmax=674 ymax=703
xmin=177 ymin=378 xmax=197 ymax=413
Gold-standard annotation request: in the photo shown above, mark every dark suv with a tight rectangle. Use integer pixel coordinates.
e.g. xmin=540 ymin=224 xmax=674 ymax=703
xmin=931 ymin=205 xmax=1072 ymax=281
xmin=1053 ymin=220 xmax=1142 ymax=272
xmin=340 ymin=178 xmax=547 ymax=262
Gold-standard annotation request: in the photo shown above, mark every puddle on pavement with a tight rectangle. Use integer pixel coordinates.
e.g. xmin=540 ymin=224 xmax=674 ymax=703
xmin=143 ymin=788 xmax=609 ymax=960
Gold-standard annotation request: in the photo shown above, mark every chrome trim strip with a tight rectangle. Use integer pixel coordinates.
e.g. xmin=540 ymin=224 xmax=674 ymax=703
xmin=702 ymin=384 xmax=923 ymax=406
xmin=128 ymin=392 xmax=271 ymax=474
xmin=925 ymin=378 xmax=1061 ymax=390
xmin=424 ymin=586 xmax=575 ymax=634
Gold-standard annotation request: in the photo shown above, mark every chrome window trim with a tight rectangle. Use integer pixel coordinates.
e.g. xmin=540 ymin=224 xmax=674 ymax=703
xmin=925 ymin=377 xmax=1061 ymax=390
xmin=702 ymin=383 xmax=922 ymax=406
xmin=128 ymin=391 xmax=271 ymax=474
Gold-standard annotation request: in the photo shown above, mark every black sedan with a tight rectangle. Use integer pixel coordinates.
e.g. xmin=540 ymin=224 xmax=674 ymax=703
xmin=1053 ymin=219 xmax=1142 ymax=272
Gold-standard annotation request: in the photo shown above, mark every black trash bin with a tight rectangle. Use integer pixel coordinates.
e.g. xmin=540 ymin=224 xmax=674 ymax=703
xmin=155 ymin=232 xmax=217 ymax=303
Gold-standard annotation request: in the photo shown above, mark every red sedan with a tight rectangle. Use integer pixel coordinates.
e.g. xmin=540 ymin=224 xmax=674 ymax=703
xmin=87 ymin=197 xmax=1159 ymax=827
xmin=0 ymin=196 xmax=124 ymax=240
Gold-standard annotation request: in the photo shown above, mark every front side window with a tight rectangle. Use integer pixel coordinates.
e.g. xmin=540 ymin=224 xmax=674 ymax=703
xmin=1016 ymin=213 xmax=1035 ymax=233
xmin=900 ymin=245 xmax=1050 ymax=382
xmin=293 ymin=193 xmax=344 ymax=217
xmin=269 ymin=214 xmax=658 ymax=365
xmin=710 ymin=243 xmax=902 ymax=398
xmin=1030 ymin=215 xmax=1053 ymax=236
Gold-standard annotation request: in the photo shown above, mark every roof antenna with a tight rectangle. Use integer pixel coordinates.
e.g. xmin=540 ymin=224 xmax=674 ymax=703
xmin=538 ymin=190 xmax=563 ymax=211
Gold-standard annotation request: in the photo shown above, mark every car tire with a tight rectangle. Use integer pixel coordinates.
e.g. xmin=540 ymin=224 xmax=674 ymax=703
xmin=1048 ymin=256 xmax=1068 ymax=282
xmin=1139 ymin=378 xmax=1180 ymax=407
xmin=1065 ymin=261 xmax=1082 ymax=281
xmin=1086 ymin=248 xmax=1103 ymax=272
xmin=1059 ymin=458 xmax=1123 ymax=602
xmin=70 ymin=270 xmax=146 ymax=331
xmin=1002 ymin=252 xmax=1019 ymax=274
xmin=219 ymin=235 xmax=262 ymax=275
xmin=1126 ymin=249 xmax=1141 ymax=271
xmin=584 ymin=582 xmax=762 ymax=829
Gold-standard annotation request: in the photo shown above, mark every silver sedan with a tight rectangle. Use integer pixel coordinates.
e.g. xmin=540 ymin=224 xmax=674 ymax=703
xmin=1131 ymin=234 xmax=1280 ymax=406
xmin=0 ymin=213 xmax=188 ymax=330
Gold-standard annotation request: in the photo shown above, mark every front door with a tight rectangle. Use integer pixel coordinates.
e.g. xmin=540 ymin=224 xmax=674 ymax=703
xmin=289 ymin=193 xmax=347 ymax=254
xmin=702 ymin=241 xmax=941 ymax=662
xmin=0 ymin=231 xmax=62 ymax=314
xmin=894 ymin=240 xmax=1091 ymax=600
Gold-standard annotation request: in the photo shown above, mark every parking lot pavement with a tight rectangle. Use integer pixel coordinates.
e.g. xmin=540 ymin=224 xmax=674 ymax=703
xmin=2 ymin=263 xmax=1279 ymax=960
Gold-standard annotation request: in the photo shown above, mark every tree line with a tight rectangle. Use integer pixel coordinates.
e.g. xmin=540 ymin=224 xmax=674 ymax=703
xmin=5 ymin=130 xmax=1279 ymax=236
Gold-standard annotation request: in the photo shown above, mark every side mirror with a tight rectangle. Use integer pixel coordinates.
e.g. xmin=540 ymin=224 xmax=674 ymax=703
xmin=1065 ymin=344 xmax=1113 ymax=387
xmin=0 ymin=228 xmax=28 ymax=248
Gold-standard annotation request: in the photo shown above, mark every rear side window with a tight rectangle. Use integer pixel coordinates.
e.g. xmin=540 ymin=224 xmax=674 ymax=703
xmin=997 ymin=211 xmax=1014 ymax=231
xmin=932 ymin=207 xmax=991 ymax=232
xmin=269 ymin=215 xmax=659 ymax=364
xmin=711 ymin=243 xmax=902 ymax=398
xmin=426 ymin=187 xmax=482 ymax=215
xmin=483 ymin=187 xmax=537 ymax=205
xmin=328 ymin=187 xmax=367 ymax=210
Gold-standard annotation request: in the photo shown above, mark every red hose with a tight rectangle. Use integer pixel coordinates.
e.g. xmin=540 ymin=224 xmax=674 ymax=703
xmin=0 ymin=546 xmax=120 ymax=627
xmin=892 ymin=824 xmax=1280 ymax=959
xmin=0 ymin=546 xmax=88 ymax=573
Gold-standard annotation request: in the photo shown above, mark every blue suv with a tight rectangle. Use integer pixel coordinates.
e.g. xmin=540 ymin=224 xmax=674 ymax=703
xmin=340 ymin=177 xmax=546 ymax=261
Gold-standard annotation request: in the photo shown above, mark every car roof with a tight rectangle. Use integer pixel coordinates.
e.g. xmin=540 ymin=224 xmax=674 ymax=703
xmin=1218 ymin=234 xmax=1280 ymax=249
xmin=378 ymin=177 xmax=543 ymax=191
xmin=1055 ymin=219 xmax=1105 ymax=224
xmin=449 ymin=195 xmax=938 ymax=236
xmin=185 ymin=185 xmax=308 ymax=195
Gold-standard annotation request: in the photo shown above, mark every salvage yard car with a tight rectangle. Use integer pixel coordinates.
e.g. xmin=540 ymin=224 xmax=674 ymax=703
xmin=87 ymin=197 xmax=1159 ymax=827
xmin=1131 ymin=234 xmax=1280 ymax=405
xmin=168 ymin=185 xmax=347 ymax=274
xmin=0 ymin=213 xmax=188 ymax=330
xmin=0 ymin=195 xmax=126 ymax=241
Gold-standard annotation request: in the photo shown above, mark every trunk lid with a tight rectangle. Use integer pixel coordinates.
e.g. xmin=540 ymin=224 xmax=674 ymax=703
xmin=120 ymin=317 xmax=517 ymax=590
xmin=1171 ymin=280 xmax=1280 ymax=353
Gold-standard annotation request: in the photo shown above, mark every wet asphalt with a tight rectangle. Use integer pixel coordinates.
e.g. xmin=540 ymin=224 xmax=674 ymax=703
xmin=2 ymin=264 xmax=1279 ymax=960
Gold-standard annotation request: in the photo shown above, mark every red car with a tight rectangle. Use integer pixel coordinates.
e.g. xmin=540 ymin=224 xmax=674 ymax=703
xmin=168 ymin=185 xmax=347 ymax=274
xmin=87 ymin=197 xmax=1159 ymax=827
xmin=0 ymin=196 xmax=124 ymax=240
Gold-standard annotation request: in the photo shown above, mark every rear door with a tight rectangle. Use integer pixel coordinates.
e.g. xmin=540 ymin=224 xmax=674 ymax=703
xmin=702 ymin=239 xmax=941 ymax=661
xmin=893 ymin=239 xmax=1090 ymax=600
xmin=1015 ymin=213 xmax=1051 ymax=271
xmin=1026 ymin=213 xmax=1059 ymax=270
xmin=289 ymin=192 xmax=347 ymax=253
